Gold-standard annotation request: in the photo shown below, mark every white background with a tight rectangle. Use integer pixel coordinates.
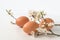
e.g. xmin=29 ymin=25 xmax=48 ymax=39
xmin=0 ymin=0 xmax=60 ymax=40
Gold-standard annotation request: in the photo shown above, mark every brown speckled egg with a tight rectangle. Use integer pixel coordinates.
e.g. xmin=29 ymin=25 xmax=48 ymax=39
xmin=23 ymin=21 xmax=39 ymax=35
xmin=16 ymin=16 xmax=29 ymax=28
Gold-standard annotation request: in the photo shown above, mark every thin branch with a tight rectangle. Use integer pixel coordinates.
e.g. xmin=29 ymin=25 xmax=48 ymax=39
xmin=6 ymin=9 xmax=16 ymax=20
xmin=54 ymin=24 xmax=60 ymax=26
xmin=47 ymin=33 xmax=60 ymax=36
xmin=10 ymin=21 xmax=16 ymax=24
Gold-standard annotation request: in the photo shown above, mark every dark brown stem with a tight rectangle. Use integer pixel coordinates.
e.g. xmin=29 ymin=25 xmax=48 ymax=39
xmin=49 ymin=30 xmax=54 ymax=34
xmin=10 ymin=21 xmax=16 ymax=24
xmin=47 ymin=33 xmax=60 ymax=36
xmin=54 ymin=24 xmax=60 ymax=26
xmin=48 ymin=30 xmax=60 ymax=36
xmin=6 ymin=9 xmax=16 ymax=24
xmin=34 ymin=31 xmax=44 ymax=37
xmin=6 ymin=9 xmax=16 ymax=20
xmin=41 ymin=12 xmax=44 ymax=18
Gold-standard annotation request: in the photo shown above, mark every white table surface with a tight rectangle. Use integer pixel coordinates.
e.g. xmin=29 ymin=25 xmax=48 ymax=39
xmin=0 ymin=0 xmax=60 ymax=40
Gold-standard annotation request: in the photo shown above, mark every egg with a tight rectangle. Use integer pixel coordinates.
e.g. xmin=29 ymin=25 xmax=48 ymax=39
xmin=23 ymin=21 xmax=39 ymax=35
xmin=39 ymin=18 xmax=54 ymax=30
xmin=16 ymin=16 xmax=29 ymax=28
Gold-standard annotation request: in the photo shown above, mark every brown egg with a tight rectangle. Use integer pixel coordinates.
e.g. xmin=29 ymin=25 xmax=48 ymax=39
xmin=39 ymin=18 xmax=54 ymax=30
xmin=23 ymin=21 xmax=39 ymax=35
xmin=16 ymin=16 xmax=29 ymax=28
xmin=44 ymin=18 xmax=54 ymax=23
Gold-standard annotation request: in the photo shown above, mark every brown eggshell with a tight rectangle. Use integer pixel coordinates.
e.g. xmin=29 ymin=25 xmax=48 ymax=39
xmin=44 ymin=18 xmax=54 ymax=23
xmin=23 ymin=21 xmax=39 ymax=35
xmin=16 ymin=16 xmax=29 ymax=28
xmin=39 ymin=18 xmax=54 ymax=30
